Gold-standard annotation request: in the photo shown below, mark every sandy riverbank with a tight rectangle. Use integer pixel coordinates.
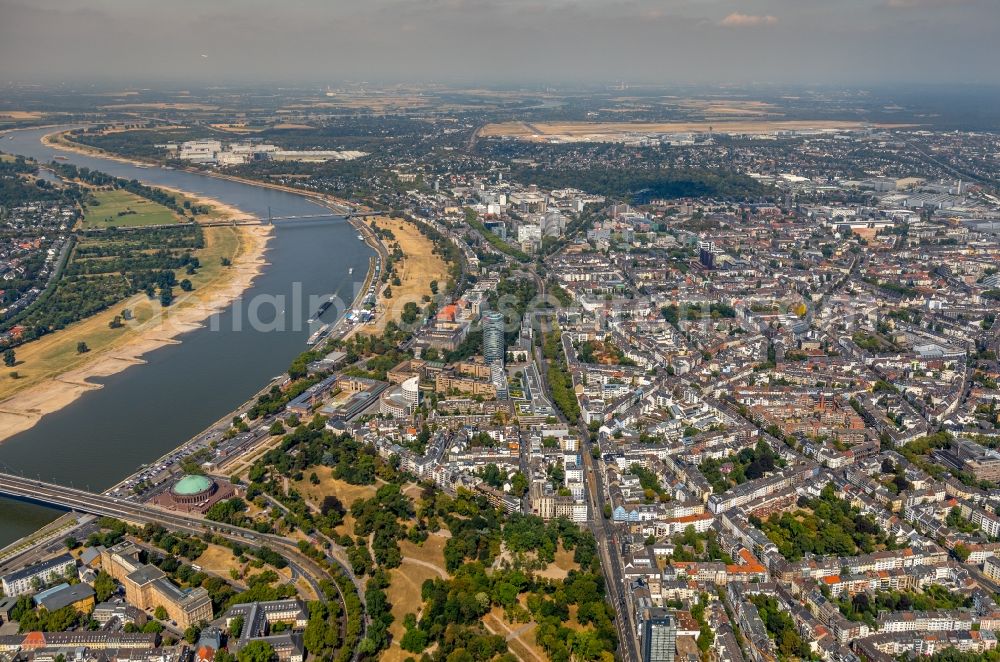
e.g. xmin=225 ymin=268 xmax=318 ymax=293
xmin=156 ymin=184 xmax=253 ymax=222
xmin=0 ymin=196 xmax=272 ymax=444
xmin=42 ymin=130 xmax=148 ymax=165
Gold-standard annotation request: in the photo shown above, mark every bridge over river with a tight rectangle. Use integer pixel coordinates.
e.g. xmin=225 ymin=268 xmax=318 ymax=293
xmin=82 ymin=208 xmax=386 ymax=232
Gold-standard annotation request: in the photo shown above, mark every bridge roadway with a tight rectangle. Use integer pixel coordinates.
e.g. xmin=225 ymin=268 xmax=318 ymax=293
xmin=82 ymin=210 xmax=385 ymax=233
xmin=260 ymin=211 xmax=384 ymax=222
xmin=0 ymin=472 xmax=349 ymax=617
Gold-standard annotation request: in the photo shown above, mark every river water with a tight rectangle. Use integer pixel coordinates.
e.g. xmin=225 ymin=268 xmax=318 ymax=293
xmin=0 ymin=128 xmax=372 ymax=546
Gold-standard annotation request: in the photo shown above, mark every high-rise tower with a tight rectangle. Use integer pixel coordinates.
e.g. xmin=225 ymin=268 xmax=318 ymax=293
xmin=482 ymin=311 xmax=505 ymax=365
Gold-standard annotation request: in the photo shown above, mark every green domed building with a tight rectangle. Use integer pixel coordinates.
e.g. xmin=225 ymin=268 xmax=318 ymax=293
xmin=166 ymin=473 xmax=218 ymax=506
xmin=172 ymin=474 xmax=214 ymax=498
xmin=152 ymin=471 xmax=234 ymax=513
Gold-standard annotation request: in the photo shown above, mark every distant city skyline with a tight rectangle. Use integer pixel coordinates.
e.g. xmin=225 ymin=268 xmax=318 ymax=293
xmin=1 ymin=0 xmax=997 ymax=85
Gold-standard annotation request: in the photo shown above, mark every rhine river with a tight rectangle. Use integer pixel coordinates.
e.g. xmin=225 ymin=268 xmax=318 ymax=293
xmin=0 ymin=127 xmax=372 ymax=546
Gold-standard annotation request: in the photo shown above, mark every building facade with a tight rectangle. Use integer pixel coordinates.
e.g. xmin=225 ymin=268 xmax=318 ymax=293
xmin=102 ymin=543 xmax=213 ymax=629
xmin=642 ymin=608 xmax=677 ymax=662
xmin=1 ymin=554 xmax=76 ymax=597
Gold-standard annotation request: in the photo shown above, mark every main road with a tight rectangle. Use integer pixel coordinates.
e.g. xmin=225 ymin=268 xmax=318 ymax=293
xmin=579 ymin=418 xmax=642 ymax=662
xmin=532 ymin=340 xmax=642 ymax=661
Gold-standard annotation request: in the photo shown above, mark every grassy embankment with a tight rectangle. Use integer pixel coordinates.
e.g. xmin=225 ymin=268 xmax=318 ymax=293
xmin=367 ymin=216 xmax=449 ymax=334
xmin=0 ymin=223 xmax=249 ymax=400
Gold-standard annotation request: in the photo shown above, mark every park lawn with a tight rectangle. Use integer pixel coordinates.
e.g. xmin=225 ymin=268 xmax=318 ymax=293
xmin=195 ymin=543 xmax=310 ymax=598
xmin=195 ymin=544 xmax=249 ymax=587
xmin=292 ymin=465 xmax=380 ymax=508
xmin=80 ymin=188 xmax=182 ymax=229
xmin=483 ymin=607 xmax=546 ymax=662
xmin=335 ymin=514 xmax=358 ymax=540
xmin=483 ymin=592 xmax=597 ymax=661
xmin=290 ymin=466 xmax=382 ymax=538
xmin=0 ymin=225 xmax=247 ymax=401
xmin=535 ymin=545 xmax=580 ymax=581
xmin=398 ymin=535 xmax=449 ymax=570
xmin=370 ymin=216 xmax=449 ymax=333
xmin=380 ymin=534 xmax=589 ymax=662
xmin=385 ymin=557 xmax=447 ymax=648
xmin=380 ymin=645 xmax=414 ymax=662
xmin=383 ymin=534 xmax=450 ymax=648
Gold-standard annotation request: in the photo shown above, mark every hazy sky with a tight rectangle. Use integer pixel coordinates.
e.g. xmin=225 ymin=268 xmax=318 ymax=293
xmin=1 ymin=0 xmax=997 ymax=86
